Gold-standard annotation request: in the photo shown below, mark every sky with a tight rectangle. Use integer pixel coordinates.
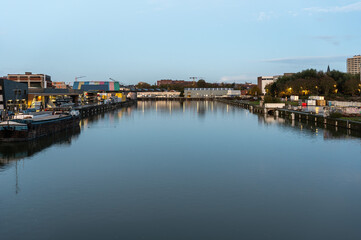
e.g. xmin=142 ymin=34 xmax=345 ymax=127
xmin=0 ymin=0 xmax=360 ymax=84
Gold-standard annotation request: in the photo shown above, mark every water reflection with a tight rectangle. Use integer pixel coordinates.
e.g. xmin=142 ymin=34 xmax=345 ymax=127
xmin=138 ymin=100 xmax=360 ymax=140
xmin=137 ymin=100 xmax=240 ymax=117
xmin=256 ymin=112 xmax=361 ymax=140
xmin=80 ymin=106 xmax=135 ymax=130
xmin=0 ymin=101 xmax=358 ymax=171
xmin=0 ymin=127 xmax=81 ymax=170
xmin=1 ymin=101 xmax=360 ymax=240
xmin=0 ymin=106 xmax=136 ymax=170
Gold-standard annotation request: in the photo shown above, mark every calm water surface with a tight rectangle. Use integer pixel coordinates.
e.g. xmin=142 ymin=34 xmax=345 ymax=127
xmin=1 ymin=101 xmax=361 ymax=240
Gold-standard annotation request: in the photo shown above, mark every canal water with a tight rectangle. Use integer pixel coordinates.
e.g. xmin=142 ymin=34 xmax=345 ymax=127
xmin=1 ymin=101 xmax=360 ymax=240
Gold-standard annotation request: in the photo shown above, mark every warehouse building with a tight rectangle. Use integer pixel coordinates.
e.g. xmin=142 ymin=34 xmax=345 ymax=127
xmin=0 ymin=78 xmax=28 ymax=112
xmin=184 ymin=88 xmax=233 ymax=98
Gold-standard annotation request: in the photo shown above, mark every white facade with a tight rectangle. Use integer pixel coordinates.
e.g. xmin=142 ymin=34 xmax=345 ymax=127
xmin=290 ymin=95 xmax=299 ymax=101
xmin=137 ymin=91 xmax=181 ymax=98
xmin=309 ymin=96 xmax=324 ymax=101
xmin=227 ymin=90 xmax=241 ymax=97
xmin=184 ymin=88 xmax=232 ymax=98
xmin=257 ymin=76 xmax=274 ymax=95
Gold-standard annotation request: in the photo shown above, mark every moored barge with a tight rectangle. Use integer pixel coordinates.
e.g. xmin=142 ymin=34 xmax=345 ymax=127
xmin=0 ymin=111 xmax=80 ymax=142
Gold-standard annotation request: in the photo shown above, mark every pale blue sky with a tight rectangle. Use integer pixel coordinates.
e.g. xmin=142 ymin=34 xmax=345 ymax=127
xmin=1 ymin=0 xmax=360 ymax=84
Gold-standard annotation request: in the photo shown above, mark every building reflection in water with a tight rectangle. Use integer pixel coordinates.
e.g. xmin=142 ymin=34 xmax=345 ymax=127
xmin=80 ymin=106 xmax=136 ymax=130
xmin=137 ymin=100 xmax=238 ymax=119
xmin=0 ymin=127 xmax=81 ymax=169
xmin=0 ymin=127 xmax=81 ymax=194
xmin=256 ymin=112 xmax=361 ymax=140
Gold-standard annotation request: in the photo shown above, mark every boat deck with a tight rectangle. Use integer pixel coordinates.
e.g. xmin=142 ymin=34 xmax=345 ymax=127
xmin=31 ymin=114 xmax=68 ymax=122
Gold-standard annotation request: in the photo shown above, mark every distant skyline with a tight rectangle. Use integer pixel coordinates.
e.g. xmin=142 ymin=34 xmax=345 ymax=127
xmin=1 ymin=0 xmax=360 ymax=84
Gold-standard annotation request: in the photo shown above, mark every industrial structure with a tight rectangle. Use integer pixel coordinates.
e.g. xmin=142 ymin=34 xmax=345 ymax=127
xmin=73 ymin=81 xmax=122 ymax=91
xmin=7 ymin=72 xmax=52 ymax=88
xmin=0 ymin=78 xmax=28 ymax=111
xmin=184 ymin=88 xmax=233 ymax=98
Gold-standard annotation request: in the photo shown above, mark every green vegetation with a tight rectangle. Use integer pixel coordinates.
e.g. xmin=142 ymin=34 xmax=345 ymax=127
xmin=248 ymin=86 xmax=261 ymax=96
xmin=264 ymin=95 xmax=281 ymax=103
xmin=286 ymin=101 xmax=299 ymax=106
xmin=137 ymin=79 xmax=238 ymax=95
xmin=266 ymin=69 xmax=361 ymax=98
xmin=340 ymin=117 xmax=361 ymax=122
xmin=248 ymin=101 xmax=260 ymax=106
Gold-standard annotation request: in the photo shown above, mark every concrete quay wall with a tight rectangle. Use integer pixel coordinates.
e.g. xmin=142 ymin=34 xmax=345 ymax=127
xmin=73 ymin=100 xmax=136 ymax=118
xmin=216 ymin=99 xmax=361 ymax=132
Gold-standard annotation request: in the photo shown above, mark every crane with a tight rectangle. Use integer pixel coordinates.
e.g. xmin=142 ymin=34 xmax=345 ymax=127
xmin=75 ymin=76 xmax=86 ymax=82
xmin=109 ymin=78 xmax=125 ymax=86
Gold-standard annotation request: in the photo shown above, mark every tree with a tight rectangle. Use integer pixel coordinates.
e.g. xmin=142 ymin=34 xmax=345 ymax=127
xmin=319 ymin=75 xmax=336 ymax=96
xmin=196 ymin=79 xmax=207 ymax=88
xmin=344 ymin=78 xmax=359 ymax=96
xmin=249 ymin=86 xmax=261 ymax=96
xmin=136 ymin=82 xmax=151 ymax=89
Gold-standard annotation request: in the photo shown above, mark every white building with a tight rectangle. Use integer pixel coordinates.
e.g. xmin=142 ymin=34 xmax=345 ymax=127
xmin=257 ymin=76 xmax=274 ymax=95
xmin=184 ymin=88 xmax=232 ymax=98
xmin=137 ymin=91 xmax=180 ymax=98
xmin=227 ymin=90 xmax=241 ymax=97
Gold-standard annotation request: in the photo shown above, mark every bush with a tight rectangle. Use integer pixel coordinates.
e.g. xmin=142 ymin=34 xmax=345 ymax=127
xmin=264 ymin=95 xmax=281 ymax=103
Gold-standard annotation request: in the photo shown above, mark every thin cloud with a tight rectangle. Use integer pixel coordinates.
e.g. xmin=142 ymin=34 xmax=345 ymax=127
xmin=257 ymin=11 xmax=275 ymax=21
xmin=313 ymin=36 xmax=340 ymax=46
xmin=264 ymin=55 xmax=347 ymax=64
xmin=304 ymin=1 xmax=361 ymax=13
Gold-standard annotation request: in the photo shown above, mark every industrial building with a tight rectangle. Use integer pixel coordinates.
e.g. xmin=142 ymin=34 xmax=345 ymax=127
xmin=73 ymin=81 xmax=126 ymax=104
xmin=184 ymin=88 xmax=233 ymax=98
xmin=53 ymin=82 xmax=68 ymax=89
xmin=7 ymin=72 xmax=52 ymax=88
xmin=137 ymin=91 xmax=181 ymax=98
xmin=0 ymin=78 xmax=28 ymax=111
xmin=73 ymin=81 xmax=122 ymax=91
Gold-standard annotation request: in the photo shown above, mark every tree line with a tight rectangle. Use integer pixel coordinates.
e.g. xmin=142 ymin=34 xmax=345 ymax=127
xmin=266 ymin=69 xmax=360 ymax=98
xmin=136 ymin=79 xmax=237 ymax=93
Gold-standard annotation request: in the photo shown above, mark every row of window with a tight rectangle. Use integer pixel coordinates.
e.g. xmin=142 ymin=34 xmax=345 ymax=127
xmin=185 ymin=88 xmax=232 ymax=90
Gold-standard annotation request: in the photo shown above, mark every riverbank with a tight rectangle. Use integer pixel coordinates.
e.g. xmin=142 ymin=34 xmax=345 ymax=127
xmin=217 ymin=99 xmax=361 ymax=135
xmin=74 ymin=99 xmax=136 ymax=118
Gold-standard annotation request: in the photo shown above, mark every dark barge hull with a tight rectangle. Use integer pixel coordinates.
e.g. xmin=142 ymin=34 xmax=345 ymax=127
xmin=0 ymin=116 xmax=80 ymax=142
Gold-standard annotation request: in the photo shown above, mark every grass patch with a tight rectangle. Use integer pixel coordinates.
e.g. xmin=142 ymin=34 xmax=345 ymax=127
xmin=286 ymin=101 xmax=299 ymax=106
xmin=249 ymin=101 xmax=260 ymax=106
xmin=340 ymin=117 xmax=361 ymax=122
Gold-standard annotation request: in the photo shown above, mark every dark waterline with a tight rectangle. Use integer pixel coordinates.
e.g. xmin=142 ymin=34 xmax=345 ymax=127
xmin=1 ymin=101 xmax=360 ymax=240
